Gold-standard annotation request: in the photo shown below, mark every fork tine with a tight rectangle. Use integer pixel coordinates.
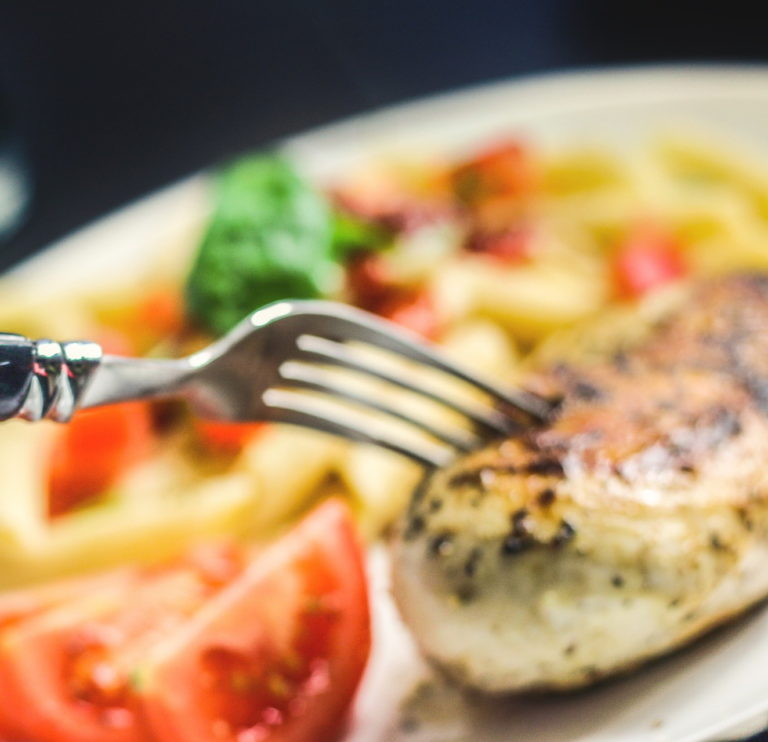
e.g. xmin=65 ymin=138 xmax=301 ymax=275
xmin=289 ymin=302 xmax=552 ymax=422
xmin=293 ymin=335 xmax=516 ymax=435
xmin=262 ymin=389 xmax=453 ymax=468
xmin=278 ymin=362 xmax=480 ymax=451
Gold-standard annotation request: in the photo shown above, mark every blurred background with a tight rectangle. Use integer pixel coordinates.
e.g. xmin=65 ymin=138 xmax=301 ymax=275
xmin=0 ymin=0 xmax=765 ymax=270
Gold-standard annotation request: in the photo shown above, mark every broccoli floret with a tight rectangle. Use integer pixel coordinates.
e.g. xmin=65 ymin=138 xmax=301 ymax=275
xmin=186 ymin=154 xmax=339 ymax=335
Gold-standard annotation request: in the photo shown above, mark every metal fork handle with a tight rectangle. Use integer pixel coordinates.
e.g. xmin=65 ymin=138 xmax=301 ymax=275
xmin=0 ymin=333 xmax=102 ymax=422
xmin=0 ymin=334 xmax=189 ymax=422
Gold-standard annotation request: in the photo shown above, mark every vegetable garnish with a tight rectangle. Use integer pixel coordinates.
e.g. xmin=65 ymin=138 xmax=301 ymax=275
xmin=0 ymin=500 xmax=369 ymax=742
xmin=612 ymin=224 xmax=687 ymax=298
xmin=47 ymin=401 xmax=155 ymax=518
xmin=186 ymin=155 xmax=339 ymax=335
xmin=140 ymin=499 xmax=369 ymax=742
xmin=453 ymin=139 xmax=538 ymax=206
xmin=186 ymin=154 xmax=391 ymax=337
xmin=346 ymin=252 xmax=441 ymax=339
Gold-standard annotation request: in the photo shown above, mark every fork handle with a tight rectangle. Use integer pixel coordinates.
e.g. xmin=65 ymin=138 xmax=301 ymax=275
xmin=0 ymin=334 xmax=102 ymax=422
xmin=0 ymin=334 xmax=192 ymax=423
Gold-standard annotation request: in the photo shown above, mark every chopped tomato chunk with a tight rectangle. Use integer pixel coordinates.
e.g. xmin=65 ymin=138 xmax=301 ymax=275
xmin=0 ymin=570 xmax=136 ymax=739
xmin=0 ymin=502 xmax=369 ymax=742
xmin=0 ymin=546 xmax=239 ymax=742
xmin=465 ymin=226 xmax=532 ymax=264
xmin=346 ymin=252 xmax=394 ymax=311
xmin=47 ymin=401 xmax=154 ymax=517
xmin=346 ymin=253 xmax=441 ymax=339
xmin=613 ymin=225 xmax=687 ymax=298
xmin=453 ymin=138 xmax=538 ymax=205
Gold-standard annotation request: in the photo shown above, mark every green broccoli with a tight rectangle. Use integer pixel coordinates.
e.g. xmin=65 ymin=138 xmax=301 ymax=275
xmin=186 ymin=153 xmax=391 ymax=336
xmin=186 ymin=154 xmax=339 ymax=335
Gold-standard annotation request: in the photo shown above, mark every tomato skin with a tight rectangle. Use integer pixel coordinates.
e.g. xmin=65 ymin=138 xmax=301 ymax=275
xmin=0 ymin=573 xmax=143 ymax=742
xmin=347 ymin=253 xmax=440 ymax=340
xmin=0 ymin=570 xmax=136 ymax=740
xmin=47 ymin=401 xmax=154 ymax=517
xmin=194 ymin=419 xmax=266 ymax=455
xmin=139 ymin=499 xmax=370 ymax=742
xmin=0 ymin=547 xmax=240 ymax=742
xmin=613 ymin=226 xmax=687 ymax=298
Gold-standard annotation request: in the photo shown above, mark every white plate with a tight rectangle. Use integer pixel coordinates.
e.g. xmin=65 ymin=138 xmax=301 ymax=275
xmin=14 ymin=65 xmax=768 ymax=742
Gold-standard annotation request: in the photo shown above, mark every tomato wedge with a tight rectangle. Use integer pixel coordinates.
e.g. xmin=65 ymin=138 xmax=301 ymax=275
xmin=0 ymin=545 xmax=241 ymax=742
xmin=0 ymin=570 xmax=138 ymax=740
xmin=138 ymin=499 xmax=370 ymax=742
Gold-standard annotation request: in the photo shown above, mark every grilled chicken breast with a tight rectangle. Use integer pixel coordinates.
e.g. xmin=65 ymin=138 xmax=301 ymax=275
xmin=392 ymin=273 xmax=768 ymax=693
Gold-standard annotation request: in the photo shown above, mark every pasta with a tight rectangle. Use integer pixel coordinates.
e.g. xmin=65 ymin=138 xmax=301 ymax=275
xmin=1 ymin=130 xmax=768 ymax=587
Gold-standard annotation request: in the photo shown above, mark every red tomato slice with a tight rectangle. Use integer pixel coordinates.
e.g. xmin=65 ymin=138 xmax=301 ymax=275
xmin=613 ymin=226 xmax=688 ymax=298
xmin=0 ymin=568 xmax=140 ymax=633
xmin=0 ymin=545 xmax=241 ymax=742
xmin=0 ymin=569 xmax=138 ymax=740
xmin=47 ymin=401 xmax=155 ymax=518
xmin=139 ymin=499 xmax=370 ymax=742
xmin=194 ymin=419 xmax=266 ymax=455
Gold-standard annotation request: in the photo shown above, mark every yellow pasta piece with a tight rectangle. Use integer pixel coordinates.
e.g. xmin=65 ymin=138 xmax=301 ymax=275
xmin=0 ymin=471 xmax=257 ymax=588
xmin=336 ymin=445 xmax=422 ymax=538
xmin=0 ymin=422 xmax=52 ymax=550
xmin=655 ymin=133 xmax=768 ymax=223
xmin=440 ymin=319 xmax=519 ymax=379
xmin=239 ymin=425 xmax=344 ymax=531
xmin=542 ymin=148 xmax=629 ymax=196
xmin=434 ymin=258 xmax=609 ymax=341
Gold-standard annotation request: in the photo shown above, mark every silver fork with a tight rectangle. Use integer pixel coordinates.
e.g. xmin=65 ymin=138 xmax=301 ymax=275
xmin=0 ymin=300 xmax=552 ymax=468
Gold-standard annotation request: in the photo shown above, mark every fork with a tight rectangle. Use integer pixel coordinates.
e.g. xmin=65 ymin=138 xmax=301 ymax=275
xmin=0 ymin=300 xmax=552 ymax=468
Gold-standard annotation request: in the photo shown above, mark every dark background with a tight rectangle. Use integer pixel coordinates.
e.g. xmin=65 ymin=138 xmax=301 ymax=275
xmin=0 ymin=0 xmax=766 ymax=269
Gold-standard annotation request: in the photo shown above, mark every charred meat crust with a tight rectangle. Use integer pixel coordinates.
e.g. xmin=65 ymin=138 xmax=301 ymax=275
xmin=395 ymin=274 xmax=768 ymax=692
xmin=406 ymin=274 xmax=768 ymax=541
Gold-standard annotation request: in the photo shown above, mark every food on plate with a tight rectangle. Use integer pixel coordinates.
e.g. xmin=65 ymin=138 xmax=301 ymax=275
xmin=0 ymin=126 xmax=766 ymax=715
xmin=0 ymin=499 xmax=369 ymax=742
xmin=392 ymin=273 xmax=768 ymax=692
